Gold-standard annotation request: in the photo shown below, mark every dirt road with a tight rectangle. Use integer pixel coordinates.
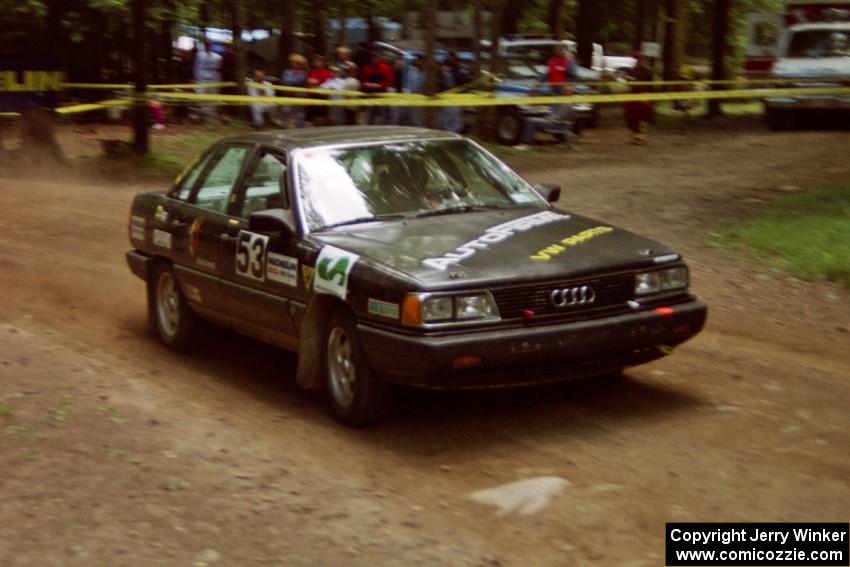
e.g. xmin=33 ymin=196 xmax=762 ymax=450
xmin=2 ymin=120 xmax=849 ymax=566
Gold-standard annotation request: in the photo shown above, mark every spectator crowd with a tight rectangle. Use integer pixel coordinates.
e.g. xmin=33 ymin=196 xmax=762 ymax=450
xmin=186 ymin=41 xmax=476 ymax=133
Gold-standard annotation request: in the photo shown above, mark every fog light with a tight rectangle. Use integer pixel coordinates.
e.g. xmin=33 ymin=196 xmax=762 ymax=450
xmin=452 ymin=355 xmax=482 ymax=369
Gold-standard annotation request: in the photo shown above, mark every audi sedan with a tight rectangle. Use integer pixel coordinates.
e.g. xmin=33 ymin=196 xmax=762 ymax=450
xmin=126 ymin=126 xmax=707 ymax=426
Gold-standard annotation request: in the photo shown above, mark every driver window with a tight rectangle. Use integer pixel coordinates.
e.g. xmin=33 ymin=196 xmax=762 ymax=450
xmin=193 ymin=145 xmax=250 ymax=213
xmin=239 ymin=152 xmax=288 ymax=218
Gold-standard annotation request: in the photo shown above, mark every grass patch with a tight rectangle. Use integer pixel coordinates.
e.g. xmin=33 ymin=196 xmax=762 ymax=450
xmin=81 ymin=122 xmax=252 ymax=182
xmin=714 ymin=182 xmax=850 ymax=288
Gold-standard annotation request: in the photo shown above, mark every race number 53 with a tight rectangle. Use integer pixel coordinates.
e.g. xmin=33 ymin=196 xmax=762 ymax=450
xmin=235 ymin=231 xmax=269 ymax=281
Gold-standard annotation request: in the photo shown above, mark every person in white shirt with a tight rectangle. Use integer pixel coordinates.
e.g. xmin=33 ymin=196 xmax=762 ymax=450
xmin=193 ymin=41 xmax=223 ymax=120
xmin=247 ymin=69 xmax=275 ymax=128
xmin=321 ymin=63 xmax=361 ymax=125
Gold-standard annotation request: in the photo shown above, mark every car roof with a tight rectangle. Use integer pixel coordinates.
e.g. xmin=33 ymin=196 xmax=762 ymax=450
xmin=221 ymin=126 xmax=462 ymax=151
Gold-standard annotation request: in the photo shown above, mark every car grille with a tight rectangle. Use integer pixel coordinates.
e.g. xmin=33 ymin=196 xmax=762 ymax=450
xmin=491 ymin=271 xmax=635 ymax=321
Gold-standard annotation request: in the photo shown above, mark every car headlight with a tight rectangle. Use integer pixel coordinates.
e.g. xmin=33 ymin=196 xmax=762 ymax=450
xmin=635 ymin=267 xmax=689 ymax=295
xmin=402 ymin=292 xmax=500 ymax=326
xmin=422 ymin=296 xmax=453 ymax=322
xmin=455 ymin=293 xmax=498 ymax=320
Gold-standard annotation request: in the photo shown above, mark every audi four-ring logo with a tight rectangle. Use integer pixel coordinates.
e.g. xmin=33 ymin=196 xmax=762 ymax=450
xmin=550 ymin=285 xmax=596 ymax=308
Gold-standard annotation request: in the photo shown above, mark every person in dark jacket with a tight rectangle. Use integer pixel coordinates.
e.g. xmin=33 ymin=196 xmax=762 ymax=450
xmin=623 ymin=52 xmax=654 ymax=144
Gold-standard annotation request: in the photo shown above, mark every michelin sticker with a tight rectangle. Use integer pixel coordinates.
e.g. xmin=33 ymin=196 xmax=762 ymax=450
xmin=422 ymin=210 xmax=567 ymax=270
xmin=152 ymin=229 xmax=172 ymax=250
xmin=130 ymin=215 xmax=145 ymax=241
xmin=267 ymin=253 xmax=298 ymax=287
xmin=314 ymin=246 xmax=359 ymax=299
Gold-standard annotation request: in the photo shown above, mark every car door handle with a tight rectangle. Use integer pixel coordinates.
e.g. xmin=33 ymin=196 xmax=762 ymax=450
xmin=219 ymin=233 xmax=238 ymax=243
xmin=170 ymin=219 xmax=188 ymax=229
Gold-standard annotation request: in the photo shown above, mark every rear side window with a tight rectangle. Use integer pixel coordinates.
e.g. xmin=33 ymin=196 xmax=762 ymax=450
xmin=193 ymin=145 xmax=251 ymax=214
xmin=174 ymin=151 xmax=213 ymax=201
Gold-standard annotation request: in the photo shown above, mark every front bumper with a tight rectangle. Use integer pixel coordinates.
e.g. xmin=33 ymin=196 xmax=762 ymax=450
xmin=765 ymin=96 xmax=850 ymax=110
xmin=358 ymin=298 xmax=707 ymax=388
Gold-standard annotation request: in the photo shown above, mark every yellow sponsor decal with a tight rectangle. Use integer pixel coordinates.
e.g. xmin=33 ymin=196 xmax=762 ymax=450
xmin=301 ymin=265 xmax=315 ymax=289
xmin=530 ymin=226 xmax=614 ymax=261
xmin=0 ymin=70 xmax=64 ymax=92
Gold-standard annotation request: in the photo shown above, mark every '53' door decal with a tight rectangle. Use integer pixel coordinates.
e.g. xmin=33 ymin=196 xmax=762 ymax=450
xmin=235 ymin=231 xmax=269 ymax=281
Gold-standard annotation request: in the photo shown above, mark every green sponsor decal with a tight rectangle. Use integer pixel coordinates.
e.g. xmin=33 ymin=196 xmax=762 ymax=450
xmin=367 ymin=298 xmax=400 ymax=319
xmin=314 ymin=245 xmax=360 ymax=299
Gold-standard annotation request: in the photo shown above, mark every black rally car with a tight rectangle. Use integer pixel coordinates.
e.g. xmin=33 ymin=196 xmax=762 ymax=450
xmin=126 ymin=127 xmax=707 ymax=425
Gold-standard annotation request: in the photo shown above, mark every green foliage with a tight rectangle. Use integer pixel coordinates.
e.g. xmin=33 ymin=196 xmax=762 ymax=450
xmin=715 ymin=182 xmax=850 ymax=288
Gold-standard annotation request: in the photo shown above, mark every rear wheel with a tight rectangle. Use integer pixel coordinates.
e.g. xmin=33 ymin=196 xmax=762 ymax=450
xmin=765 ymin=107 xmax=790 ymax=131
xmin=495 ymin=109 xmax=523 ymax=146
xmin=324 ymin=309 xmax=389 ymax=426
xmin=148 ymin=262 xmax=197 ymax=350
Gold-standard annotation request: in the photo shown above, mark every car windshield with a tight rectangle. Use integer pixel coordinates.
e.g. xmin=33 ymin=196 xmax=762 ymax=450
xmin=504 ymin=44 xmax=559 ymax=65
xmin=787 ymin=30 xmax=850 ymax=58
xmin=294 ymin=139 xmax=547 ymax=230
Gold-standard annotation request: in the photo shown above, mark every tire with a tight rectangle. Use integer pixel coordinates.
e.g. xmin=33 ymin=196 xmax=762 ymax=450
xmin=323 ymin=309 xmax=390 ymax=426
xmin=766 ymin=107 xmax=789 ymax=131
xmin=495 ymin=109 xmax=523 ymax=146
xmin=148 ymin=262 xmax=197 ymax=350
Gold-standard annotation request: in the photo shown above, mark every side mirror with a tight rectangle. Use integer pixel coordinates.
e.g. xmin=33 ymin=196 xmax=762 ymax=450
xmin=248 ymin=208 xmax=297 ymax=237
xmin=534 ymin=183 xmax=561 ymax=203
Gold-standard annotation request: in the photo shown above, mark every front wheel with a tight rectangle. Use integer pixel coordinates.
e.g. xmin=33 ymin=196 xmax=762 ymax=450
xmin=324 ymin=310 xmax=389 ymax=426
xmin=148 ymin=262 xmax=197 ymax=350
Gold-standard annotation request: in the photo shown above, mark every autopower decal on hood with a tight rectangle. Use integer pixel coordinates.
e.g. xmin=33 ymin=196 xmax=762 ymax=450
xmin=530 ymin=226 xmax=614 ymax=261
xmin=422 ymin=210 xmax=568 ymax=270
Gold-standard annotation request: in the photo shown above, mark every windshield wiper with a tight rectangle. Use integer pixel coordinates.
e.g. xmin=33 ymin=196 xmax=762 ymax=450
xmin=318 ymin=214 xmax=407 ymax=230
xmin=416 ymin=204 xmax=507 ymax=218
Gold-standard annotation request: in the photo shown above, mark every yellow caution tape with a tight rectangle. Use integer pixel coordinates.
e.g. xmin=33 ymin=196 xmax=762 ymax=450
xmin=62 ymin=83 xmax=133 ymax=89
xmin=155 ymin=86 xmax=850 ymax=107
xmin=55 ymin=98 xmax=133 ymax=114
xmin=149 ymin=82 xmax=239 ymax=90
xmin=5 ymin=84 xmax=848 ymax=117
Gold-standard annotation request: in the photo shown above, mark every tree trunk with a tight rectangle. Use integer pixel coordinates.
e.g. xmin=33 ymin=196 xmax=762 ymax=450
xmin=338 ymin=1 xmax=348 ymax=49
xmin=501 ymin=0 xmax=524 ymax=36
xmin=548 ymin=0 xmax=563 ymax=40
xmin=575 ymin=0 xmax=596 ymax=69
xmin=278 ymin=0 xmax=296 ymax=75
xmin=200 ymin=1 xmax=209 ymax=40
xmin=231 ymin=0 xmax=245 ymax=82
xmin=367 ymin=13 xmax=381 ymax=43
xmin=634 ymin=0 xmax=646 ymax=51
xmin=477 ymin=0 xmax=503 ymax=141
xmin=707 ymin=0 xmax=730 ymax=117
xmin=132 ymin=0 xmax=149 ymax=154
xmin=423 ymin=4 xmax=438 ymax=128
xmin=311 ymin=0 xmax=327 ymax=56
xmin=661 ymin=0 xmax=685 ymax=80
xmin=473 ymin=0 xmax=483 ymax=78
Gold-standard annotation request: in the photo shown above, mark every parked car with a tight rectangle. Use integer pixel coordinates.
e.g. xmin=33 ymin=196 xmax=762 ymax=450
xmin=490 ymin=55 xmax=601 ymax=145
xmin=127 ymin=127 xmax=707 ymax=425
xmin=481 ymin=36 xmax=605 ymax=72
xmin=602 ymin=52 xmax=638 ymax=78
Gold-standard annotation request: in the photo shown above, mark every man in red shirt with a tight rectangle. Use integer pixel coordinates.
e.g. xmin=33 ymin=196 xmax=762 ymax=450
xmin=361 ymin=51 xmax=395 ymax=124
xmin=547 ymin=44 xmax=570 ymax=94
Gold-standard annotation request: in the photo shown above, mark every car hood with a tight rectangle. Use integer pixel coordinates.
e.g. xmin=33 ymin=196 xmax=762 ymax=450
xmin=311 ymin=207 xmax=675 ymax=288
xmin=774 ymin=57 xmax=850 ymax=79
